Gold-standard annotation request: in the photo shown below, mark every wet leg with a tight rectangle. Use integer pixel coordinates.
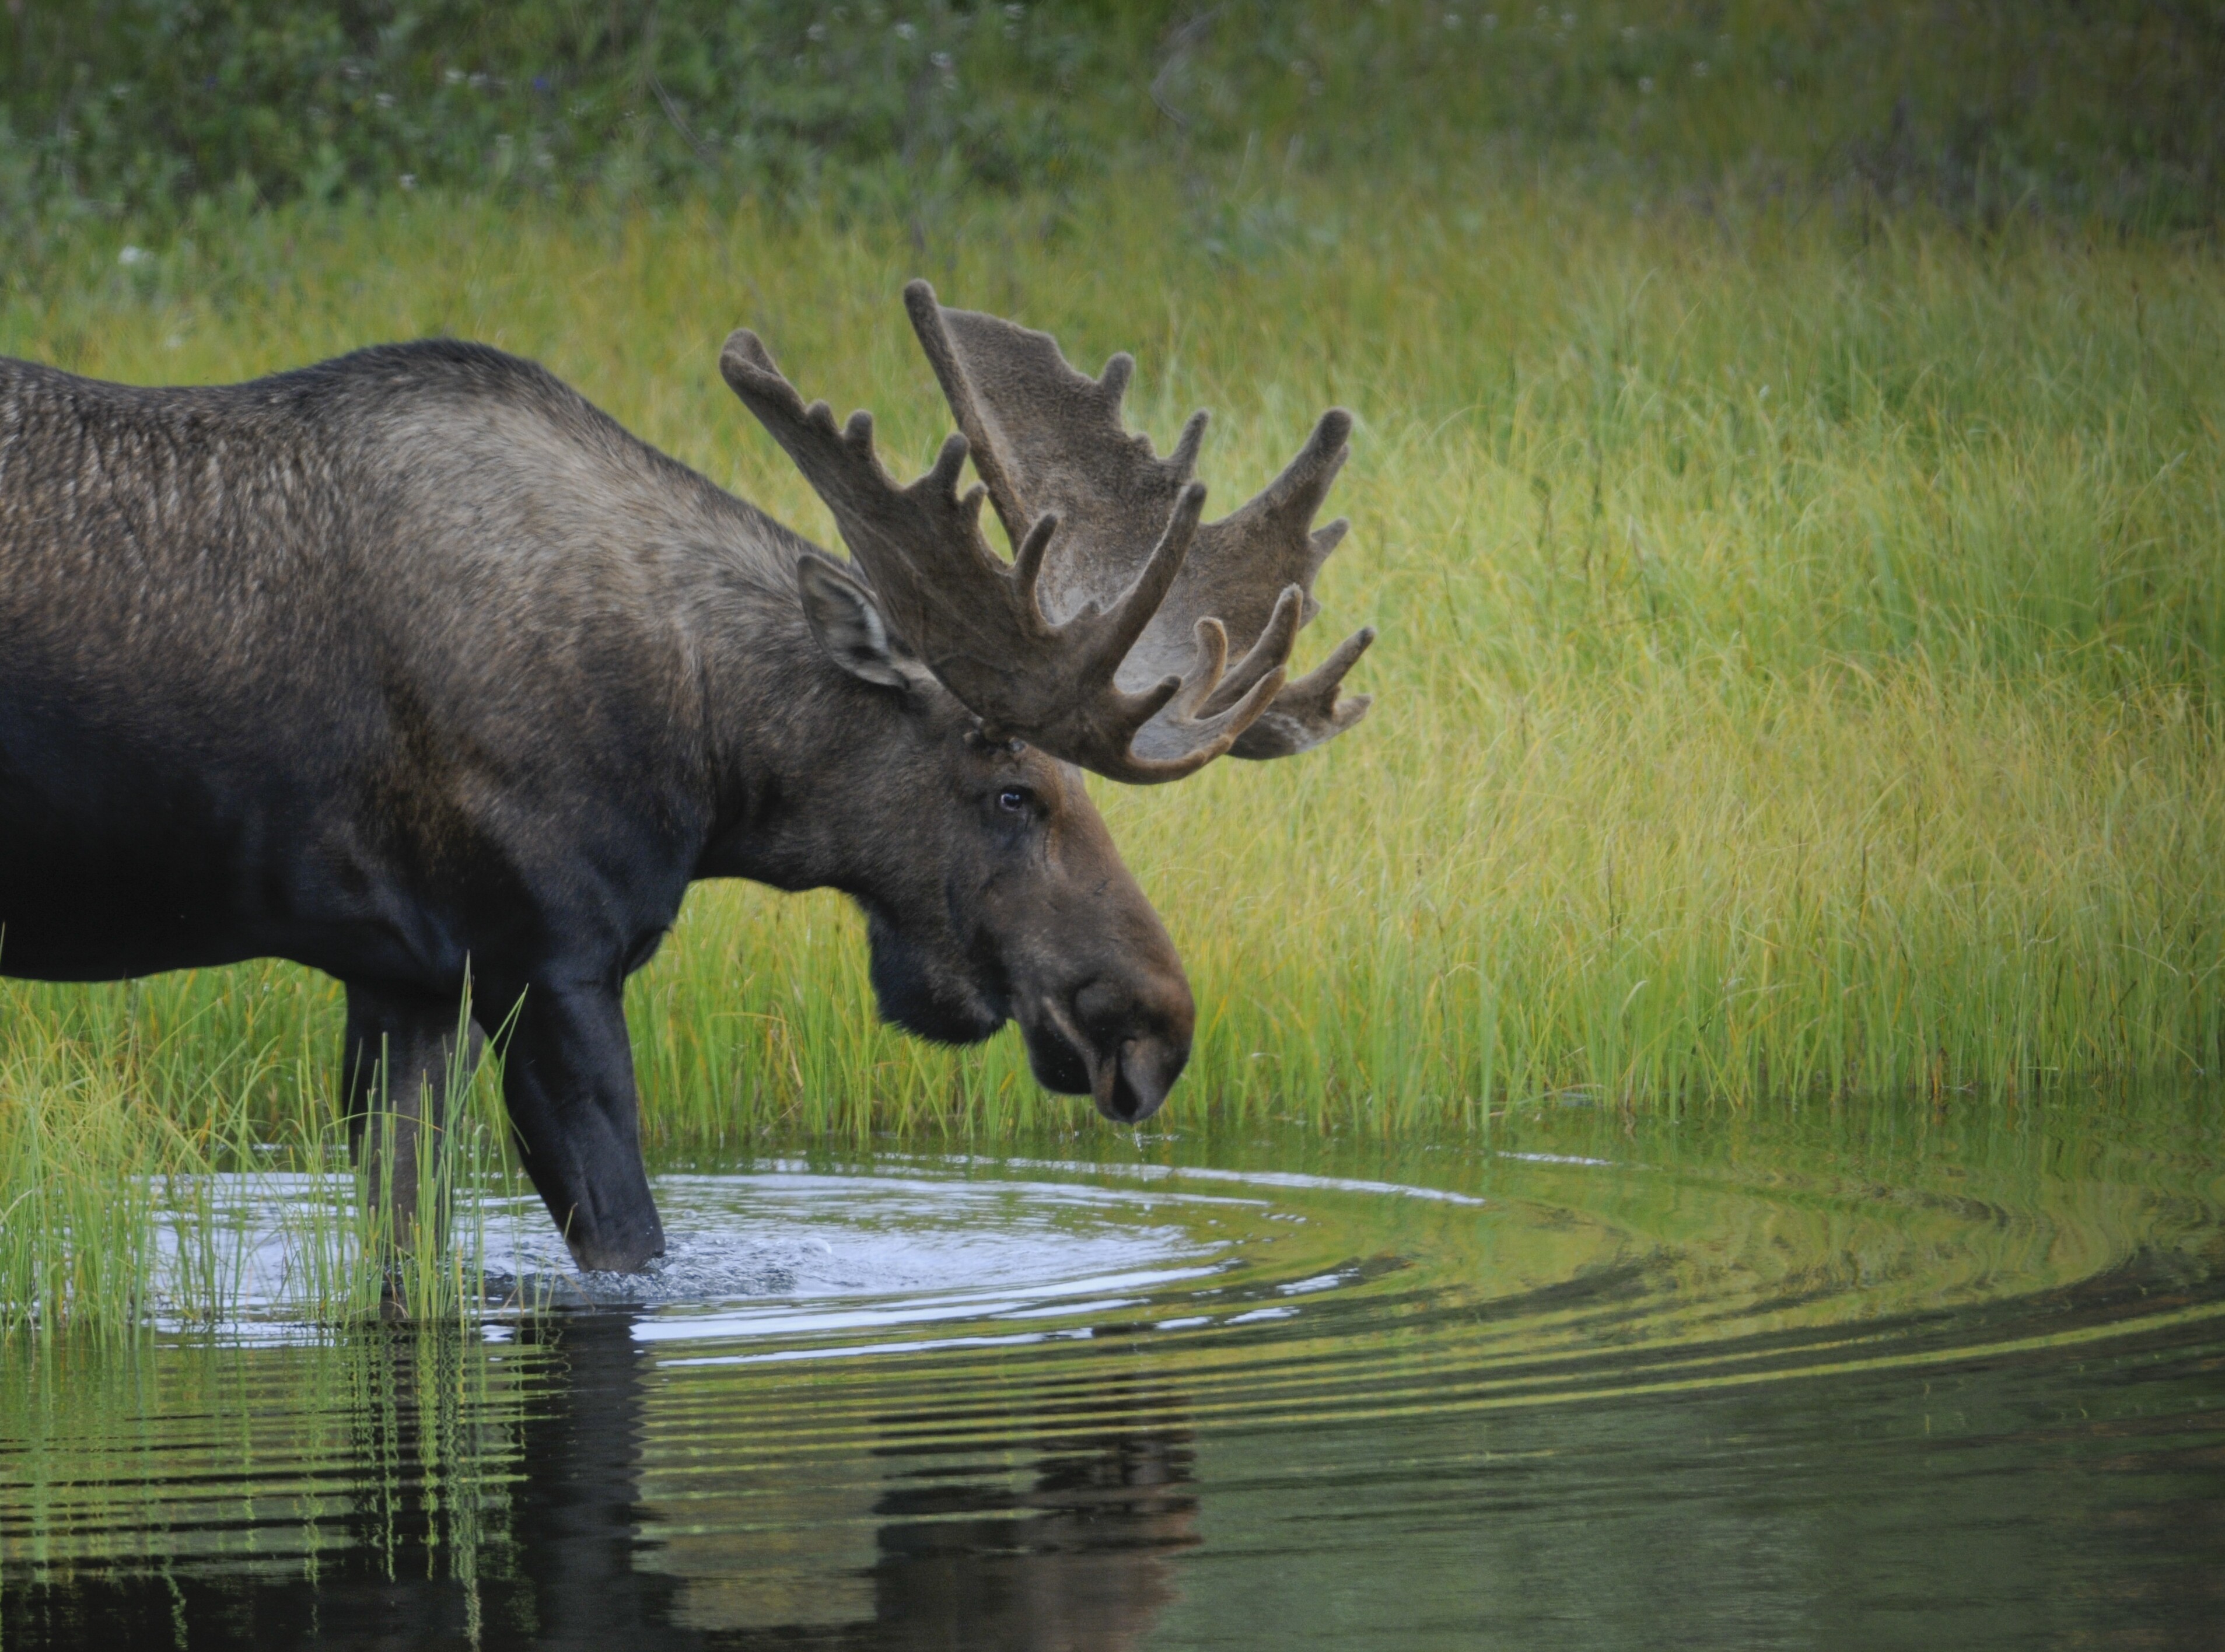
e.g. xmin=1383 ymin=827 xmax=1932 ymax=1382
xmin=342 ymin=979 xmax=482 ymax=1258
xmin=489 ymin=981 xmax=664 ymax=1273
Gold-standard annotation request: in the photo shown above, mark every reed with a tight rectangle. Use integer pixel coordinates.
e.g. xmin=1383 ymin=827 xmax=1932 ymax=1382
xmin=0 ymin=969 xmax=511 ymax=1333
xmin=1 ymin=153 xmax=2220 ymax=1325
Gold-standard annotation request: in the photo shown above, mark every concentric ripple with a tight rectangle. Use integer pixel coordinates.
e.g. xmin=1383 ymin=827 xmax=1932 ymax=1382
xmin=561 ymin=1130 xmax=2222 ymax=1446
xmin=5 ymin=1098 xmax=2223 ymax=1650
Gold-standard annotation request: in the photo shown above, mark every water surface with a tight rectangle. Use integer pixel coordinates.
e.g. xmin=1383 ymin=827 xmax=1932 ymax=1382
xmin=5 ymin=1091 xmax=2221 ymax=1648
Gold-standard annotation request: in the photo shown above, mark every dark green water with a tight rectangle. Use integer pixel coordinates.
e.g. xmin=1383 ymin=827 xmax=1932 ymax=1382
xmin=4 ymin=1092 xmax=2221 ymax=1650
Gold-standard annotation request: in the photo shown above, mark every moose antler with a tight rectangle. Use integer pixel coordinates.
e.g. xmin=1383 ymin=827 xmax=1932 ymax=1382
xmin=719 ymin=284 xmax=1372 ymax=780
xmin=902 ymin=282 xmax=1373 ymax=760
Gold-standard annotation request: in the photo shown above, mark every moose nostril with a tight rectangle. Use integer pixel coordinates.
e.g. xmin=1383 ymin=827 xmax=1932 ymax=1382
xmin=1062 ymin=972 xmax=1192 ymax=1124
xmin=1096 ymin=1038 xmax=1143 ymax=1122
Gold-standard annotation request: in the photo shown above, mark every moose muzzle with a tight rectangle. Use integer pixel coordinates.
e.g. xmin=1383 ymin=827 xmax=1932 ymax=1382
xmin=1023 ymin=971 xmax=1195 ymax=1125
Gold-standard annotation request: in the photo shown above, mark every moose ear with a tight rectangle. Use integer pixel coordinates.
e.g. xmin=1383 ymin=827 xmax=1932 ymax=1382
xmin=795 ymin=555 xmax=934 ymax=694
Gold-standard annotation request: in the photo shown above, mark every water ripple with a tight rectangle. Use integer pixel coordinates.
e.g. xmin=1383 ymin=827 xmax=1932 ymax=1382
xmin=6 ymin=1103 xmax=2223 ymax=1650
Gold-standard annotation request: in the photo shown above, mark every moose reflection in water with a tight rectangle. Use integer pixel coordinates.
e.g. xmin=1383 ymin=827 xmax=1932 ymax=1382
xmin=0 ymin=1314 xmax=1198 ymax=1650
xmin=863 ymin=1414 xmax=1194 ymax=1650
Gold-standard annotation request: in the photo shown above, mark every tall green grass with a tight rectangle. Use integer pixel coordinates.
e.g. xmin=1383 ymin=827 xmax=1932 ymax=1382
xmin=2 ymin=163 xmax=2221 ymax=1325
xmin=0 ymin=971 xmax=510 ymax=1332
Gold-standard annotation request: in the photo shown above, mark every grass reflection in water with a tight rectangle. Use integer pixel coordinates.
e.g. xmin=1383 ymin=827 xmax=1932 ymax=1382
xmin=2 ymin=1090 xmax=2220 ymax=1650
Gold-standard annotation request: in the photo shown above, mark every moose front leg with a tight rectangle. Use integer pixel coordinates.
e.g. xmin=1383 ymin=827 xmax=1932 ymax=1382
xmin=342 ymin=979 xmax=483 ymax=1258
xmin=494 ymin=981 xmax=665 ymax=1273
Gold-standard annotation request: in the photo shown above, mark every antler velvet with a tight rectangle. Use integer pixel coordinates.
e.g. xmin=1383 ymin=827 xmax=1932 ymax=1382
xmin=719 ymin=283 xmax=1373 ymax=780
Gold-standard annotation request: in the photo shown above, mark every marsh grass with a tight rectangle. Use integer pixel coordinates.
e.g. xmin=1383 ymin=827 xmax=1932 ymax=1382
xmin=0 ymin=972 xmax=509 ymax=1334
xmin=1 ymin=156 xmax=2221 ymax=1327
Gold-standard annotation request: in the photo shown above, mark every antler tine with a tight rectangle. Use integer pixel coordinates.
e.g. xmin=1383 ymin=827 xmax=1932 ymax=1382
xmin=1201 ymin=585 xmax=1307 ymax=718
xmin=1262 ymin=408 xmax=1353 ymax=519
xmin=721 ymin=321 xmax=1257 ymax=784
xmin=1229 ymin=623 xmax=1375 ymax=759
xmin=1168 ymin=408 xmax=1209 ymax=478
xmin=722 ymin=328 xmax=1016 ymax=632
xmin=904 ymin=280 xmax=1032 ymax=551
xmin=1009 ymin=510 xmax=1059 ymax=625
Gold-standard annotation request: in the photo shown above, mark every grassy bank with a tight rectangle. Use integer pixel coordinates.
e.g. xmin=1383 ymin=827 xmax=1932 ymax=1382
xmin=4 ymin=159 xmax=2223 ymax=1324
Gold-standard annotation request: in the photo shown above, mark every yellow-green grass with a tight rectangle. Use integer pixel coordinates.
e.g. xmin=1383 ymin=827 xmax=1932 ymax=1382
xmin=0 ymin=973 xmax=510 ymax=1332
xmin=3 ymin=171 xmax=2221 ymax=1326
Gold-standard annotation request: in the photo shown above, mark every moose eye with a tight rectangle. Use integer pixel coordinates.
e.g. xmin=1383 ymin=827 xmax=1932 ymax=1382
xmin=996 ymin=788 xmax=1030 ymax=815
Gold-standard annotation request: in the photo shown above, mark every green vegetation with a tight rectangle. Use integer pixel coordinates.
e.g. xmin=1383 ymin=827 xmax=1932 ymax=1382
xmin=7 ymin=1 xmax=2221 ymax=230
xmin=0 ymin=968 xmax=512 ymax=1331
xmin=2 ymin=2 xmax=2222 ymax=1330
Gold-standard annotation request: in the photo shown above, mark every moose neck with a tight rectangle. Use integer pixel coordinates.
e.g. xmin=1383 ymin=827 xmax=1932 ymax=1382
xmin=687 ymin=564 xmax=923 ymax=898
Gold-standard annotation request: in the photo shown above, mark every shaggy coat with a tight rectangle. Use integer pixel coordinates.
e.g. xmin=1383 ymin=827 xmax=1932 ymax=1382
xmin=0 ymin=341 xmax=1195 ymax=1270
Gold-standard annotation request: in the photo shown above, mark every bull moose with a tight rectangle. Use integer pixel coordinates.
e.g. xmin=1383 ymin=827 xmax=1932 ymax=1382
xmin=0 ymin=282 xmax=1372 ymax=1272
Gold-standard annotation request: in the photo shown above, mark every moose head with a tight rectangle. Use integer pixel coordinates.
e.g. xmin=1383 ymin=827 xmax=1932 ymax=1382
xmin=718 ymin=284 xmax=1375 ymax=1126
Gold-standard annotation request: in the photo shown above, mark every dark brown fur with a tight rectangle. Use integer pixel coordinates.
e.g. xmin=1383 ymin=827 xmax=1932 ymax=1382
xmin=0 ymin=341 xmax=1192 ymax=1272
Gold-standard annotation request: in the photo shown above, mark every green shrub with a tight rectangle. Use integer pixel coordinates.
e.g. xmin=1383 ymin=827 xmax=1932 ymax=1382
xmin=2 ymin=3 xmax=2220 ymax=230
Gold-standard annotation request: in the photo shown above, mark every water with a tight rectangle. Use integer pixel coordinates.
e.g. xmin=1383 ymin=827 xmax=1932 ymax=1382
xmin=4 ymin=1092 xmax=2221 ymax=1649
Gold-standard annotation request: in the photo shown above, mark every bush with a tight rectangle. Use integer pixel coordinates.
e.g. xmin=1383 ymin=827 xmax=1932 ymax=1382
xmin=2 ymin=2 xmax=2220 ymax=231
xmin=0 ymin=1 xmax=1112 ymax=220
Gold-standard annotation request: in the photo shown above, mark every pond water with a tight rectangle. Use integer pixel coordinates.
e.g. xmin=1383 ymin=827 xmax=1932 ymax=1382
xmin=4 ymin=1091 xmax=2221 ymax=1650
